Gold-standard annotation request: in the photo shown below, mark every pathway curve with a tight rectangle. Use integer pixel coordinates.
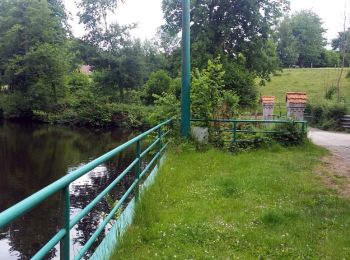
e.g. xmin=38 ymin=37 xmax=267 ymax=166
xmin=308 ymin=128 xmax=350 ymax=161
xmin=308 ymin=128 xmax=350 ymax=197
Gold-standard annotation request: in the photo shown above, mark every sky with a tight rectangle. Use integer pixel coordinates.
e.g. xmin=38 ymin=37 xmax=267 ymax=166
xmin=64 ymin=0 xmax=349 ymax=43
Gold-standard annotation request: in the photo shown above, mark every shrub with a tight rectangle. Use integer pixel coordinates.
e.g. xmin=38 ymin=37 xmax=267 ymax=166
xmin=191 ymin=57 xmax=239 ymax=121
xmin=272 ymin=122 xmax=305 ymax=146
xmin=229 ymin=135 xmax=272 ymax=153
xmin=307 ymin=102 xmax=348 ymax=130
xmin=222 ymin=61 xmax=257 ymax=107
xmin=346 ymin=70 xmax=350 ymax=79
xmin=325 ymin=86 xmax=337 ymax=100
xmin=147 ymin=91 xmax=180 ymax=132
xmin=142 ymin=70 xmax=172 ymax=105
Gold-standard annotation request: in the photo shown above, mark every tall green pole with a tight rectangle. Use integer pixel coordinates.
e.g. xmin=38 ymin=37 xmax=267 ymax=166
xmin=181 ymin=0 xmax=191 ymax=137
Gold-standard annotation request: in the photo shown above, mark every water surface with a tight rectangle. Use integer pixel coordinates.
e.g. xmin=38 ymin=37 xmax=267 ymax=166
xmin=0 ymin=121 xmax=139 ymax=259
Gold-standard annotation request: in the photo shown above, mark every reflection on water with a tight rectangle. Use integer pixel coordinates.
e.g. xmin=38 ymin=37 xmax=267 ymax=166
xmin=0 ymin=121 xmax=138 ymax=259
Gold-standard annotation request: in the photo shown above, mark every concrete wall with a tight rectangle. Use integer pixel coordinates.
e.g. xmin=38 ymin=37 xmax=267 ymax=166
xmin=263 ymin=105 xmax=274 ymax=120
xmin=287 ymin=103 xmax=306 ymax=120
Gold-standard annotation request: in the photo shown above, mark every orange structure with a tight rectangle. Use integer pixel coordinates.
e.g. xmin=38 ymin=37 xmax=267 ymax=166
xmin=286 ymin=92 xmax=307 ymax=120
xmin=260 ymin=96 xmax=275 ymax=120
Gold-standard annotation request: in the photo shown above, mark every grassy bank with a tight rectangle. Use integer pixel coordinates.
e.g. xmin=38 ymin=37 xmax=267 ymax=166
xmin=260 ymin=68 xmax=350 ymax=104
xmin=112 ymin=143 xmax=350 ymax=259
xmin=26 ymin=103 xmax=155 ymax=129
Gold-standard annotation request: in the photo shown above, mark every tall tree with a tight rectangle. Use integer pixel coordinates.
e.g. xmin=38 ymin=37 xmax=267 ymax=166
xmin=77 ymin=0 xmax=152 ymax=100
xmin=332 ymin=13 xmax=350 ymax=101
xmin=0 ymin=0 xmax=69 ymax=116
xmin=47 ymin=0 xmax=70 ymax=32
xmin=77 ymin=0 xmax=132 ymax=50
xmin=332 ymin=29 xmax=350 ymax=58
xmin=161 ymin=0 xmax=289 ymax=81
xmin=278 ymin=11 xmax=326 ymax=67
xmin=277 ymin=17 xmax=299 ymax=66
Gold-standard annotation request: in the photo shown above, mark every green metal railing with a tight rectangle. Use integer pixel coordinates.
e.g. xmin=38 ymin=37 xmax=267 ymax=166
xmin=0 ymin=119 xmax=172 ymax=260
xmin=191 ymin=119 xmax=307 ymax=143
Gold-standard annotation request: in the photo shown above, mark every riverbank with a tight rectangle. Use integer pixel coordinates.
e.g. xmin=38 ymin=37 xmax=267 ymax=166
xmin=0 ymin=103 xmax=155 ymax=129
xmin=112 ymin=143 xmax=350 ymax=259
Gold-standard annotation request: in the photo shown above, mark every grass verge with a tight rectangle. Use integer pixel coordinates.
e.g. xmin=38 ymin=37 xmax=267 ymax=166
xmin=111 ymin=142 xmax=350 ymax=259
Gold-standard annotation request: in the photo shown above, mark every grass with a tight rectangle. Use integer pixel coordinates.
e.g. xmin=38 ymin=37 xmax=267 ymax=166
xmin=260 ymin=68 xmax=350 ymax=105
xmin=111 ymin=143 xmax=350 ymax=259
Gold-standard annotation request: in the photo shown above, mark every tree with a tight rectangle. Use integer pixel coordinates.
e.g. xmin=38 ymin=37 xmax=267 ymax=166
xmin=278 ymin=11 xmax=326 ymax=67
xmin=332 ymin=29 xmax=350 ymax=62
xmin=191 ymin=57 xmax=239 ymax=120
xmin=222 ymin=61 xmax=257 ymax=107
xmin=319 ymin=50 xmax=339 ymax=67
xmin=332 ymin=13 xmax=350 ymax=101
xmin=142 ymin=70 xmax=172 ymax=105
xmin=77 ymin=0 xmax=150 ymax=100
xmin=161 ymin=0 xmax=289 ymax=81
xmin=47 ymin=0 xmax=70 ymax=32
xmin=77 ymin=0 xmax=132 ymax=49
xmin=0 ymin=0 xmax=69 ymax=117
xmin=277 ymin=17 xmax=299 ymax=66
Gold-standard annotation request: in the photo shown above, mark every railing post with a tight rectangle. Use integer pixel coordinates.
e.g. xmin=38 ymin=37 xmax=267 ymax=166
xmin=232 ymin=121 xmax=237 ymax=143
xmin=135 ymin=140 xmax=141 ymax=201
xmin=181 ymin=0 xmax=191 ymax=137
xmin=157 ymin=127 xmax=163 ymax=167
xmin=60 ymin=186 xmax=70 ymax=260
xmin=301 ymin=122 xmax=305 ymax=135
xmin=158 ymin=127 xmax=163 ymax=153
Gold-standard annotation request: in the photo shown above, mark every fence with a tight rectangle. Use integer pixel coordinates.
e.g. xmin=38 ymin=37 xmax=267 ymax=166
xmin=0 ymin=119 xmax=172 ymax=260
xmin=341 ymin=115 xmax=350 ymax=129
xmin=191 ymin=119 xmax=307 ymax=143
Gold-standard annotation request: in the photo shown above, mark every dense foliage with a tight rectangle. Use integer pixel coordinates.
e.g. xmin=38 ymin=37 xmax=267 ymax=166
xmin=161 ymin=0 xmax=288 ymax=83
xmin=305 ymin=102 xmax=349 ymax=130
xmin=332 ymin=28 xmax=350 ymax=66
xmin=277 ymin=11 xmax=327 ymax=67
xmin=0 ymin=0 xmax=69 ymax=117
xmin=0 ymin=0 xmax=347 ymax=130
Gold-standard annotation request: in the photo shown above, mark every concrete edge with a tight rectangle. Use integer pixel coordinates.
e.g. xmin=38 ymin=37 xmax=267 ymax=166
xmin=90 ymin=155 xmax=166 ymax=260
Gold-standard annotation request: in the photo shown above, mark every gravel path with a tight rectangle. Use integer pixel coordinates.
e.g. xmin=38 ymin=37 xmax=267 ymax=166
xmin=308 ymin=128 xmax=350 ymax=160
xmin=308 ymin=128 xmax=350 ymax=162
xmin=308 ymin=128 xmax=350 ymax=197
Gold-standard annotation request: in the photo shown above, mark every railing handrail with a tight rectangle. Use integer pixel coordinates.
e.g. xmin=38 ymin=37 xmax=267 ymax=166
xmin=191 ymin=118 xmax=307 ymax=124
xmin=190 ymin=118 xmax=307 ymax=143
xmin=0 ymin=118 xmax=172 ymax=259
xmin=0 ymin=118 xmax=171 ymax=229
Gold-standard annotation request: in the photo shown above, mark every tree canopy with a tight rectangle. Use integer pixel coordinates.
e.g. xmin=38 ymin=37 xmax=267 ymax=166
xmin=332 ymin=28 xmax=350 ymax=66
xmin=0 ymin=0 xmax=69 ymax=116
xmin=277 ymin=10 xmax=326 ymax=67
xmin=161 ymin=0 xmax=289 ymax=81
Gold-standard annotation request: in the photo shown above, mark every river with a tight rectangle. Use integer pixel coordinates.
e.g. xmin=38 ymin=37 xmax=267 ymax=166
xmin=0 ymin=121 xmax=139 ymax=259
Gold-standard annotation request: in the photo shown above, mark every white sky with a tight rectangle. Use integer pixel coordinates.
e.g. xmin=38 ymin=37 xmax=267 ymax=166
xmin=64 ymin=0 xmax=164 ymax=40
xmin=64 ymin=0 xmax=349 ymax=43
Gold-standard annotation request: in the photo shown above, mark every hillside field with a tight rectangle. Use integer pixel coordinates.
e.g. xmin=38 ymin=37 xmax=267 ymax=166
xmin=260 ymin=68 xmax=350 ymax=105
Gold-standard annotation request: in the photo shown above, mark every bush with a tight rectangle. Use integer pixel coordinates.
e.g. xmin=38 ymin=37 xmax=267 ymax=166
xmin=346 ymin=70 xmax=350 ymax=79
xmin=325 ymin=86 xmax=337 ymax=100
xmin=307 ymin=102 xmax=348 ymax=130
xmin=228 ymin=135 xmax=272 ymax=153
xmin=142 ymin=70 xmax=172 ymax=105
xmin=272 ymin=122 xmax=305 ymax=146
xmin=191 ymin=57 xmax=239 ymax=121
xmin=222 ymin=61 xmax=257 ymax=107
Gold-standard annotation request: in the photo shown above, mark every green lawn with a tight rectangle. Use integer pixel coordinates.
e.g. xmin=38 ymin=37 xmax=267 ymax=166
xmin=260 ymin=68 xmax=350 ymax=105
xmin=112 ymin=143 xmax=350 ymax=259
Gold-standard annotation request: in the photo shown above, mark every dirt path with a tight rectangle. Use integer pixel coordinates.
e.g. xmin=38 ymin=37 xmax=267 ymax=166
xmin=308 ymin=128 xmax=350 ymax=197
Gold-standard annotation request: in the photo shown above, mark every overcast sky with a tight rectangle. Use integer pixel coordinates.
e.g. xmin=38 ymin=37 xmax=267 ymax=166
xmin=64 ymin=0 xmax=349 ymax=43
